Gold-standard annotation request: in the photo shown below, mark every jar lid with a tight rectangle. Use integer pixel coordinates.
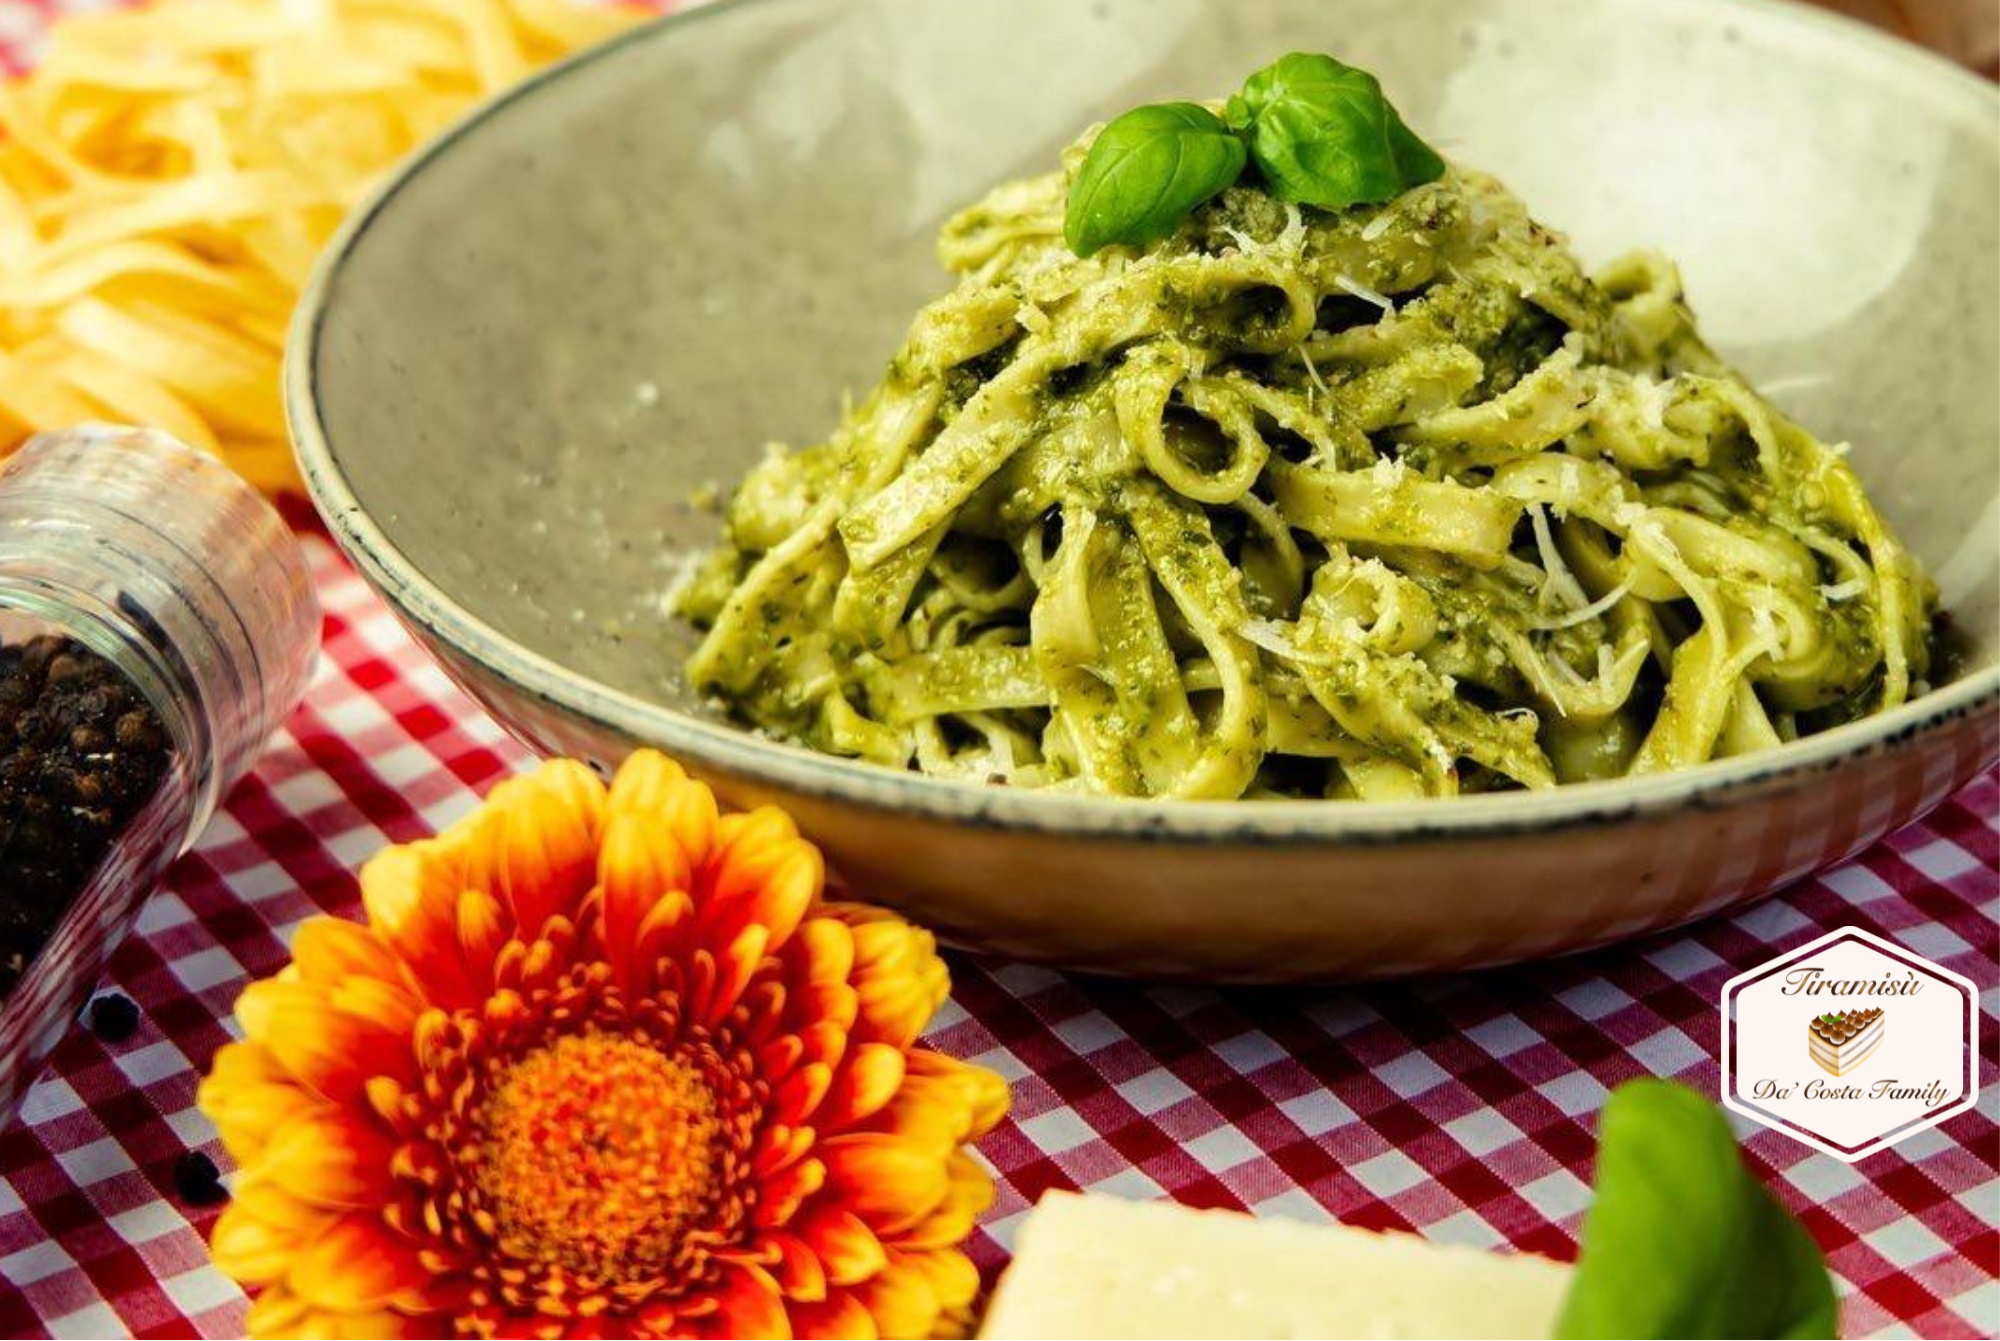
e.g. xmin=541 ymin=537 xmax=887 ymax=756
xmin=0 ymin=426 xmax=320 ymax=802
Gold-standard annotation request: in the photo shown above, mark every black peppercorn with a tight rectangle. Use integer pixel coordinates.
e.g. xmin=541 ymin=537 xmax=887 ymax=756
xmin=1 ymin=636 xmax=173 ymax=1001
xmin=86 ymin=992 xmax=141 ymax=1043
xmin=172 ymin=1150 xmax=229 ymax=1206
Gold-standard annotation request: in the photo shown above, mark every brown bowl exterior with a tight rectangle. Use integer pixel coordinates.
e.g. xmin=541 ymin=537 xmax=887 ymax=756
xmin=404 ymin=625 xmax=1995 ymax=981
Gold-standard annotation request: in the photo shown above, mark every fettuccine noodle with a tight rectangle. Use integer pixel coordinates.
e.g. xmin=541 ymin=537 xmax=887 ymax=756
xmin=0 ymin=0 xmax=640 ymax=493
xmin=679 ymin=130 xmax=1937 ymax=801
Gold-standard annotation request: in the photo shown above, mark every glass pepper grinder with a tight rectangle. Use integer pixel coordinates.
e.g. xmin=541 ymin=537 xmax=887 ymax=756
xmin=0 ymin=425 xmax=318 ymax=1124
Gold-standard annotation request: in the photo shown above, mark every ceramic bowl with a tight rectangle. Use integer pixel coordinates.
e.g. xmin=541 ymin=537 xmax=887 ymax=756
xmin=290 ymin=0 xmax=1999 ymax=981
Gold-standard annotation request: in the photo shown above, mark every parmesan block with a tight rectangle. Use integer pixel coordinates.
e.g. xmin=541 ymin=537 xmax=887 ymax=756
xmin=979 ymin=1192 xmax=1572 ymax=1340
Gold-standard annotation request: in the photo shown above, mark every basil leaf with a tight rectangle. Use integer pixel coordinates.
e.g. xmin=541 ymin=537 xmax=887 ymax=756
xmin=1064 ymin=102 xmax=1246 ymax=256
xmin=1231 ymin=52 xmax=1445 ymax=209
xmin=1557 ymin=1080 xmax=1839 ymax=1340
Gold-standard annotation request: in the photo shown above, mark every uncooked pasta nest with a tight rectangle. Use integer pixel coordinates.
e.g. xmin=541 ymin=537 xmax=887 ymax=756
xmin=0 ymin=0 xmax=640 ymax=494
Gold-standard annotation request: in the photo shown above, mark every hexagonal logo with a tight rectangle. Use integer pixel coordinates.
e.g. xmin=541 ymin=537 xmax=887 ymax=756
xmin=1722 ymin=927 xmax=1977 ymax=1161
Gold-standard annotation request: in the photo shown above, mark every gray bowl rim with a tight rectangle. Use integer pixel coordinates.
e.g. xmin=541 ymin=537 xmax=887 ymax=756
xmin=289 ymin=0 xmax=2000 ymax=847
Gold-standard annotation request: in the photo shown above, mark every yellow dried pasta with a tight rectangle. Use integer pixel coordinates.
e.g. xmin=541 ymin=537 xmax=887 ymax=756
xmin=0 ymin=0 xmax=644 ymax=494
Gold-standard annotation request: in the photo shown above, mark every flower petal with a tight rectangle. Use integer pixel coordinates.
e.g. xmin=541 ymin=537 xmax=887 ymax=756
xmin=231 ymin=1172 xmax=340 ymax=1234
xmin=288 ymin=1211 xmax=434 ymax=1313
xmin=605 ymin=748 xmax=686 ymax=808
xmin=263 ymin=1111 xmax=398 ymax=1208
xmin=324 ymin=1308 xmax=432 ymax=1340
xmin=894 ymin=1248 xmax=981 ymax=1336
xmin=756 ymin=1033 xmax=806 ymax=1084
xmin=713 ymin=804 xmax=799 ymax=854
xmin=797 ymin=1021 xmax=850 ymax=1073
xmin=820 ymin=1134 xmax=948 ymax=1233
xmin=360 ymin=844 xmax=480 ymax=1009
xmin=608 ymin=749 xmax=720 ymax=861
xmin=895 ymin=1152 xmax=997 ymax=1250
xmin=849 ymin=1264 xmax=941 ymax=1341
xmin=328 ymin=975 xmax=422 ymax=1039
xmin=243 ymin=1282 xmax=314 ymax=1337
xmin=796 ymin=1206 xmax=888 ymax=1288
xmin=598 ymin=809 xmax=694 ymax=993
xmin=832 ymin=908 xmax=948 ymax=1049
xmin=773 ymin=1064 xmax=831 ymax=1129
xmin=755 ymin=1122 xmax=817 ymax=1178
xmin=209 ymin=1202 xmax=305 ymax=1285
xmin=958 ymin=1059 xmax=1011 ymax=1139
xmin=755 ymin=1156 xmax=827 ymax=1229
xmin=816 ymin=1044 xmax=906 ymax=1132
xmin=690 ymin=924 xmax=768 ymax=1026
xmin=700 ymin=811 xmax=821 ymax=954
xmin=290 ymin=917 xmax=404 ymax=989
xmin=460 ymin=761 xmax=605 ymax=937
xmin=865 ymin=1053 xmax=1007 ymax=1153
xmin=633 ymin=887 xmax=697 ymax=993
xmin=239 ymin=980 xmax=416 ymax=1105
xmin=783 ymin=918 xmax=856 ymax=992
xmin=766 ymin=1230 xmax=829 ymax=1303
xmin=202 ymin=1038 xmax=289 ymax=1090
xmin=197 ymin=1043 xmax=329 ymax=1164
xmin=455 ymin=887 xmax=510 ymax=996
xmin=793 ymin=1292 xmax=879 ymax=1341
xmin=707 ymin=1261 xmax=792 ymax=1340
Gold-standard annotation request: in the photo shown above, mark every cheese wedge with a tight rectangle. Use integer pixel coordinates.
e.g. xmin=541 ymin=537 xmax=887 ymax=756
xmin=980 ymin=1192 xmax=1572 ymax=1340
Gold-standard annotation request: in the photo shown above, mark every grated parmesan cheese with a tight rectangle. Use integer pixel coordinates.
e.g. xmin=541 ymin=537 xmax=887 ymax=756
xmin=1220 ymin=225 xmax=1258 ymax=255
xmin=1558 ymin=459 xmax=1582 ymax=503
xmin=1298 ymin=344 xmax=1331 ymax=402
xmin=1370 ymin=455 xmax=1411 ymax=485
xmin=1239 ymin=617 xmax=1337 ymax=667
xmin=1520 ymin=650 xmax=1572 ymax=718
xmin=1334 ymin=274 xmax=1397 ymax=316
xmin=1612 ymin=500 xmax=1650 ymax=530
xmin=1633 ymin=374 xmax=1672 ymax=430
xmin=1546 ymin=650 xmax=1589 ymax=689
xmin=1223 ymin=203 xmax=1306 ymax=260
xmin=1530 ymin=504 xmax=1591 ymax=613
xmin=1528 ymin=575 xmax=1635 ymax=631
xmin=657 ymin=550 xmax=706 ymax=614
xmin=1754 ymin=372 xmax=1832 ymax=398
xmin=1276 ymin=202 xmax=1306 ymax=254
xmin=1745 ymin=583 xmax=1782 ymax=653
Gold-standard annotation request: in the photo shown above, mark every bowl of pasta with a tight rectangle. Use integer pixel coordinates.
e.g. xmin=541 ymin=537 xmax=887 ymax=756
xmin=290 ymin=0 xmax=1999 ymax=979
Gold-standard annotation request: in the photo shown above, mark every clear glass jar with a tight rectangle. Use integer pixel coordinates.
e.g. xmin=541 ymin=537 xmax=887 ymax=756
xmin=0 ymin=425 xmax=318 ymax=1124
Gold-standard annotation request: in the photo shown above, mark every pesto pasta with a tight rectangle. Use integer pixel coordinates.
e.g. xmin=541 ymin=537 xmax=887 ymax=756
xmin=677 ymin=134 xmax=1935 ymax=801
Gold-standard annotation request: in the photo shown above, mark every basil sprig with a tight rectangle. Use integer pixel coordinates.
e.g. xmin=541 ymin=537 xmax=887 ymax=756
xmin=1063 ymin=103 xmax=1246 ymax=257
xmin=1225 ymin=53 xmax=1446 ymax=210
xmin=1063 ymin=53 xmax=1446 ymax=256
xmin=1558 ymin=1080 xmax=1839 ymax=1339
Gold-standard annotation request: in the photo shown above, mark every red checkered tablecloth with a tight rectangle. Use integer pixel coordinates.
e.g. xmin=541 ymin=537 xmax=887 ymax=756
xmin=1 ymin=539 xmax=1993 ymax=1341
xmin=2 ymin=2 xmax=1997 ymax=1338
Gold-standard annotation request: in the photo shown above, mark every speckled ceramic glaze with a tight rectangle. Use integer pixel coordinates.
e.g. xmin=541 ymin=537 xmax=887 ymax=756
xmin=290 ymin=0 xmax=2000 ymax=981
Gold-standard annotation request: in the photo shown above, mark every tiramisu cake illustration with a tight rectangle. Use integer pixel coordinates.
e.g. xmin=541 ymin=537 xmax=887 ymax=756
xmin=1809 ymin=1008 xmax=1885 ymax=1076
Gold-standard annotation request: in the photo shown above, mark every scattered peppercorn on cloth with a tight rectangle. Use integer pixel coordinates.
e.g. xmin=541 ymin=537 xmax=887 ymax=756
xmin=2 ymin=5 xmax=1998 ymax=1341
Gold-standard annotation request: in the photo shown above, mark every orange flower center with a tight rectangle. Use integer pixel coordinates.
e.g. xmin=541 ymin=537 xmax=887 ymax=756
xmin=475 ymin=1028 xmax=727 ymax=1283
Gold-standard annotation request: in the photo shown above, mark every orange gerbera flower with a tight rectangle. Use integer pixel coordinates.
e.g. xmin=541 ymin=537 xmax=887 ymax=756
xmin=196 ymin=751 xmax=1008 ymax=1340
